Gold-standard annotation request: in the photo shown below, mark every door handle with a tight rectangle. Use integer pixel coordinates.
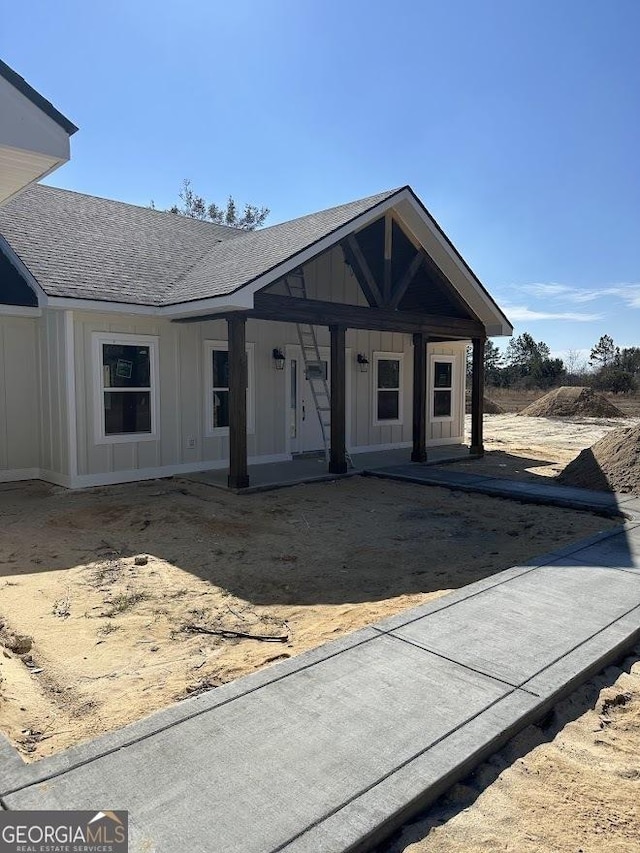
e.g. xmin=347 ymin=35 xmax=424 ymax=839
xmin=302 ymin=403 xmax=306 ymax=421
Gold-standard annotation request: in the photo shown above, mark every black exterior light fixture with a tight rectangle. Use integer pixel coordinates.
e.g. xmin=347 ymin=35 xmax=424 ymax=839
xmin=272 ymin=348 xmax=286 ymax=370
xmin=356 ymin=353 xmax=369 ymax=373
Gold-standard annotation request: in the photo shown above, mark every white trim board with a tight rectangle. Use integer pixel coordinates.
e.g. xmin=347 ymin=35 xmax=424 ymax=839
xmin=64 ymin=311 xmax=78 ymax=480
xmin=0 ymin=467 xmax=41 ymax=483
xmin=0 ymin=306 xmax=42 ymax=318
xmin=66 ymin=454 xmax=292 ymax=489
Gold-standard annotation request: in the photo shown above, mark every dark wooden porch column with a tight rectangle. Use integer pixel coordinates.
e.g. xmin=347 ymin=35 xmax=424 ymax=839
xmin=227 ymin=314 xmax=249 ymax=489
xmin=329 ymin=324 xmax=348 ymax=474
xmin=470 ymin=336 xmax=485 ymax=456
xmin=411 ymin=332 xmax=428 ymax=463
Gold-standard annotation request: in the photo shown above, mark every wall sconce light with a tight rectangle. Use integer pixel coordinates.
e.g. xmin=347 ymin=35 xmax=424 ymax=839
xmin=356 ymin=353 xmax=369 ymax=373
xmin=272 ymin=347 xmax=286 ymax=370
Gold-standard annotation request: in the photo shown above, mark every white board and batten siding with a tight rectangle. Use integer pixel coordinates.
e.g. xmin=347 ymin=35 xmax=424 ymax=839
xmin=0 ymin=241 xmax=469 ymax=487
xmin=0 ymin=315 xmax=40 ymax=481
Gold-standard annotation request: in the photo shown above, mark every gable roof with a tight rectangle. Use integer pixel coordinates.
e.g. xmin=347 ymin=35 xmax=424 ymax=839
xmin=0 ymin=183 xmax=512 ymax=335
xmin=0 ymin=60 xmax=78 ymax=136
xmin=168 ymin=189 xmax=398 ymax=304
xmin=0 ymin=184 xmax=398 ymax=306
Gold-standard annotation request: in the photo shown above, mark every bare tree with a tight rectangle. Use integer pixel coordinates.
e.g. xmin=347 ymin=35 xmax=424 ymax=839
xmin=564 ymin=349 xmax=588 ymax=385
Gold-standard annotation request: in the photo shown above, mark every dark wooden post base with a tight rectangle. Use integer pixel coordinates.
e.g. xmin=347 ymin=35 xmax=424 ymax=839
xmin=411 ymin=332 xmax=428 ymax=463
xmin=329 ymin=324 xmax=348 ymax=474
xmin=470 ymin=336 xmax=485 ymax=456
xmin=227 ymin=314 xmax=250 ymax=489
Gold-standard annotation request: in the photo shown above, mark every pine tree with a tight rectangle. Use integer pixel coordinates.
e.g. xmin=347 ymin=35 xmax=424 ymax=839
xmin=589 ymin=334 xmax=619 ymax=368
xmin=159 ymin=179 xmax=269 ymax=230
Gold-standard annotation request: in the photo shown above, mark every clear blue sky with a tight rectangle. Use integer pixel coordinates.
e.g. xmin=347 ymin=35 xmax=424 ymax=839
xmin=3 ymin=0 xmax=639 ymax=361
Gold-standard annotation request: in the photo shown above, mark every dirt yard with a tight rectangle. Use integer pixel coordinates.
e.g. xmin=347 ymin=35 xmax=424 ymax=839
xmin=0 ymin=470 xmax=616 ymax=761
xmin=462 ymin=412 xmax=640 ymax=482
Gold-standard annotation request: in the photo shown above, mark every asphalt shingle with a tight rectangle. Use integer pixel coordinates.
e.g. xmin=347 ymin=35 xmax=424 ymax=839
xmin=0 ymin=184 xmax=400 ymax=307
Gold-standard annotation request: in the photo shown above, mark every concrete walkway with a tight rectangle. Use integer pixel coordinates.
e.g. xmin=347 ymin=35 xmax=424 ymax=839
xmin=3 ymin=514 xmax=640 ymax=851
xmin=365 ymin=463 xmax=640 ymax=519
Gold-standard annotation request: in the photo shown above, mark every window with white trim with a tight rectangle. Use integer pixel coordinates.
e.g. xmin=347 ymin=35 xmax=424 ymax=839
xmin=204 ymin=341 xmax=255 ymax=436
xmin=93 ymin=333 xmax=159 ymax=443
xmin=373 ymin=352 xmax=404 ymax=425
xmin=433 ymin=358 xmax=454 ymax=419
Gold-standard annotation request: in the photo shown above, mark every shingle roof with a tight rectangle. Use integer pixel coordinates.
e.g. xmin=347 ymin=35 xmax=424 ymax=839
xmin=169 ymin=188 xmax=399 ymax=304
xmin=0 ymin=184 xmax=400 ymax=307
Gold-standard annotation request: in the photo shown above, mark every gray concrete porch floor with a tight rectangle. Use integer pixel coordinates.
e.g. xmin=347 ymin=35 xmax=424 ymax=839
xmin=2 ymin=512 xmax=640 ymax=852
xmin=185 ymin=444 xmax=473 ymax=493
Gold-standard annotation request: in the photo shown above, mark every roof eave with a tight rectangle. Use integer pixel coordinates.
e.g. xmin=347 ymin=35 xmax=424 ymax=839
xmin=0 ymin=60 xmax=78 ymax=136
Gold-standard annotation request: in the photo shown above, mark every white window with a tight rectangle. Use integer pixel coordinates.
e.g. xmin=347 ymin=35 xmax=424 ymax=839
xmin=204 ymin=340 xmax=255 ymax=437
xmin=373 ymin=352 xmax=404 ymax=425
xmin=431 ymin=356 xmax=455 ymax=420
xmin=92 ymin=333 xmax=159 ymax=444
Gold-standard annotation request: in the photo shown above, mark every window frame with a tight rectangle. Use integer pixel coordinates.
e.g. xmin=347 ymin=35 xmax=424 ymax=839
xmin=204 ymin=340 xmax=255 ymax=438
xmin=92 ymin=332 xmax=160 ymax=445
xmin=430 ymin=354 xmax=456 ymax=422
xmin=372 ymin=351 xmax=404 ymax=426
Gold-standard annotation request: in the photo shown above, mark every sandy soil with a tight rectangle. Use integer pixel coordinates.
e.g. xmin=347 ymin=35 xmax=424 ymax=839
xmin=462 ymin=413 xmax=640 ymax=481
xmin=381 ymin=647 xmax=640 ymax=853
xmin=0 ymin=472 xmax=614 ymax=761
xmin=489 ymin=388 xmax=640 ymax=418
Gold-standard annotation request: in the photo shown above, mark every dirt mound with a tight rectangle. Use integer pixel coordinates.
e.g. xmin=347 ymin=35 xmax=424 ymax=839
xmin=518 ymin=386 xmax=625 ymax=418
xmin=465 ymin=396 xmax=505 ymax=415
xmin=558 ymin=424 xmax=640 ymax=494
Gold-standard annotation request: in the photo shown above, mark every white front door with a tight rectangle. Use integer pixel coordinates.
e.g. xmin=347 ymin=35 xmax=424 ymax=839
xmin=286 ymin=345 xmax=352 ymax=455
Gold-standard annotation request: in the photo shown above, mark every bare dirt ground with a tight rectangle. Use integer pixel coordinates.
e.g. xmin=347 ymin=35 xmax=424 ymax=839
xmin=0 ymin=473 xmax=615 ymax=761
xmin=460 ymin=412 xmax=640 ymax=482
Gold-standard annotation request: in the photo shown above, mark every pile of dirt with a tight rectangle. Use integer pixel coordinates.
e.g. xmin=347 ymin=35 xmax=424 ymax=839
xmin=558 ymin=424 xmax=640 ymax=494
xmin=464 ymin=396 xmax=505 ymax=415
xmin=518 ymin=386 xmax=625 ymax=418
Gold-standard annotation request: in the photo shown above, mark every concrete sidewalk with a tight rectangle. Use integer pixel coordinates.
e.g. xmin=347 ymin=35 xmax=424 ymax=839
xmin=2 ymin=522 xmax=640 ymax=852
xmin=364 ymin=464 xmax=640 ymax=519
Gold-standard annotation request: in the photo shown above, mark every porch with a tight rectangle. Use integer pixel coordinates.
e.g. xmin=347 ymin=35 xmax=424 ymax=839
xmin=173 ymin=207 xmax=490 ymax=490
xmin=185 ymin=444 xmax=474 ymax=493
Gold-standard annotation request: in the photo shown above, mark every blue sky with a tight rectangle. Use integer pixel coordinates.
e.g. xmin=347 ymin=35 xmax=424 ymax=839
xmin=3 ymin=1 xmax=639 ymax=361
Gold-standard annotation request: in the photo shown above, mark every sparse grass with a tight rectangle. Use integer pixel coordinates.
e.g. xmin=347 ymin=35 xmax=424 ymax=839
xmin=97 ymin=622 xmax=121 ymax=636
xmin=103 ymin=591 xmax=148 ymax=617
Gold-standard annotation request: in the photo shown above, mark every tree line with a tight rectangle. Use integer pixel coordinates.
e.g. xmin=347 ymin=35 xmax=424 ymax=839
xmin=476 ymin=334 xmax=640 ymax=393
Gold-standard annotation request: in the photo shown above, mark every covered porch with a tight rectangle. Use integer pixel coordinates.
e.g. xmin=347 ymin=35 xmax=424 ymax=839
xmin=175 ymin=209 xmax=488 ymax=491
xmin=185 ymin=443 xmax=476 ymax=494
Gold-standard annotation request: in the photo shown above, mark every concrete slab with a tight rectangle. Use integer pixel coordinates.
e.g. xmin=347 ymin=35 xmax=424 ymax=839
xmin=3 ymin=636 xmax=515 ymax=853
xmin=365 ymin=466 xmax=625 ymax=517
xmin=567 ymin=524 xmax=640 ymax=569
xmin=370 ymin=466 xmax=495 ymax=487
xmin=388 ymin=561 xmax=640 ymax=687
xmin=0 ymin=735 xmax=22 ymax=775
